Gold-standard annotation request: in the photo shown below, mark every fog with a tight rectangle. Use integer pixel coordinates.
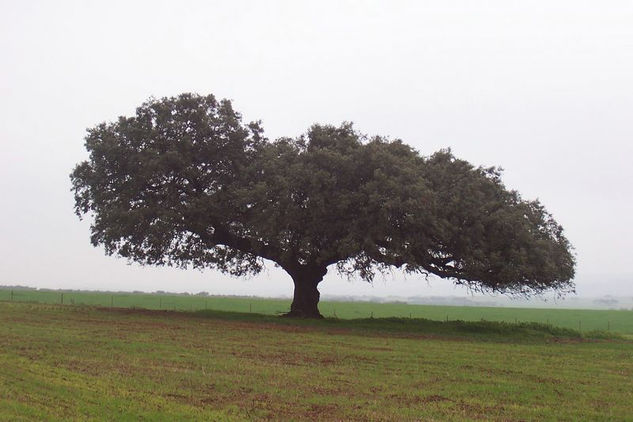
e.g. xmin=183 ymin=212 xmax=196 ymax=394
xmin=1 ymin=1 xmax=631 ymax=300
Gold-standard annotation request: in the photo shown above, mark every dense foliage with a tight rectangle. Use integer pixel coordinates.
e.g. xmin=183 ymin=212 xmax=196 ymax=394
xmin=71 ymin=93 xmax=575 ymax=317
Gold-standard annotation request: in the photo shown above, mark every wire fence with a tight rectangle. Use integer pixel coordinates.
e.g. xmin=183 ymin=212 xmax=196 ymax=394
xmin=1 ymin=288 xmax=631 ymax=334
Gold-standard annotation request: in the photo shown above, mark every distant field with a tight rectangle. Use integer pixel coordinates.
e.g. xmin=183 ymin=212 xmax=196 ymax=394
xmin=1 ymin=302 xmax=631 ymax=421
xmin=1 ymin=288 xmax=632 ymax=334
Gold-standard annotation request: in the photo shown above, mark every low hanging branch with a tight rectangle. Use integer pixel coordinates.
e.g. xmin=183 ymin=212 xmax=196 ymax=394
xmin=71 ymin=93 xmax=576 ymax=318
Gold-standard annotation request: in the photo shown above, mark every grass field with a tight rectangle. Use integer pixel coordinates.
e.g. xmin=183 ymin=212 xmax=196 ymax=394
xmin=2 ymin=288 xmax=632 ymax=334
xmin=0 ymin=302 xmax=632 ymax=421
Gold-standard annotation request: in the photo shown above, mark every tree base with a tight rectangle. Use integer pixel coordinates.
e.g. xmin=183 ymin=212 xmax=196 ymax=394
xmin=281 ymin=310 xmax=324 ymax=319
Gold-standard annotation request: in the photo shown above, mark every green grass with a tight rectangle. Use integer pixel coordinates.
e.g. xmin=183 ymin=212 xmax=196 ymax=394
xmin=1 ymin=302 xmax=632 ymax=421
xmin=2 ymin=287 xmax=632 ymax=334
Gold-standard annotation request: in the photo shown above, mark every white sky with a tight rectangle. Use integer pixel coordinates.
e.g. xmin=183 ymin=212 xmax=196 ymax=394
xmin=1 ymin=0 xmax=632 ymax=299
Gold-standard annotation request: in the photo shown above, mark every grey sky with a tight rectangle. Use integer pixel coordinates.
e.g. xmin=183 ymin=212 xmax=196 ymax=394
xmin=1 ymin=0 xmax=632 ymax=299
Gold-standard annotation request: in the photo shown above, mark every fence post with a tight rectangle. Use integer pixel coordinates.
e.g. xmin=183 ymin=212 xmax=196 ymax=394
xmin=61 ymin=293 xmax=64 ymax=305
xmin=159 ymin=297 xmax=162 ymax=309
xmin=10 ymin=290 xmax=13 ymax=301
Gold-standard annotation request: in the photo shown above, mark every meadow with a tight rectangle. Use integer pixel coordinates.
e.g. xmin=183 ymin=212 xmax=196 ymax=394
xmin=1 ymin=301 xmax=632 ymax=421
xmin=1 ymin=288 xmax=632 ymax=334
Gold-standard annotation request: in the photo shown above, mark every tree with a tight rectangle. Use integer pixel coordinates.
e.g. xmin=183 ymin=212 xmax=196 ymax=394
xmin=71 ymin=93 xmax=575 ymax=318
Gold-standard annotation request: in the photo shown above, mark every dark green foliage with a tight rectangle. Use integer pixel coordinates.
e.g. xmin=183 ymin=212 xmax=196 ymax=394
xmin=71 ymin=93 xmax=575 ymax=316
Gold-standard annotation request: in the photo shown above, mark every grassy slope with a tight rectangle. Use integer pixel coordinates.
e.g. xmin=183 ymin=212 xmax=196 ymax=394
xmin=2 ymin=288 xmax=632 ymax=334
xmin=1 ymin=302 xmax=632 ymax=421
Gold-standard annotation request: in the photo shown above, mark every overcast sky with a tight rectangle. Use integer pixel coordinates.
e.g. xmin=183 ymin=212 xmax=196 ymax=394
xmin=1 ymin=0 xmax=632 ymax=300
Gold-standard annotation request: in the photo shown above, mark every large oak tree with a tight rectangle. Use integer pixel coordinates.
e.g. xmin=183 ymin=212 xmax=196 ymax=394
xmin=71 ymin=93 xmax=575 ymax=318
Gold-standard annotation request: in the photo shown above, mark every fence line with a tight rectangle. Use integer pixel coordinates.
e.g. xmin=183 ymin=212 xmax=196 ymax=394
xmin=0 ymin=290 xmax=629 ymax=333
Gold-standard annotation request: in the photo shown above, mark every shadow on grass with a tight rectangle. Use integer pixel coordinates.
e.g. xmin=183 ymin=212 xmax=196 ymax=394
xmin=6 ymin=300 xmax=619 ymax=343
xmin=191 ymin=308 xmax=624 ymax=343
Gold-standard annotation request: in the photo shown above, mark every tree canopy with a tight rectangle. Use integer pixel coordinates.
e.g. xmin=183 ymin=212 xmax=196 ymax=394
xmin=71 ymin=93 xmax=575 ymax=317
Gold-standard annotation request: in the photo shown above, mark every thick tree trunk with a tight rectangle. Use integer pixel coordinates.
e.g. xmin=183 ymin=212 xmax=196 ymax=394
xmin=283 ymin=266 xmax=327 ymax=318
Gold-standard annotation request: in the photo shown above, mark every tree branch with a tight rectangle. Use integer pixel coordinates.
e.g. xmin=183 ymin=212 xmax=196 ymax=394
xmin=191 ymin=223 xmax=283 ymax=264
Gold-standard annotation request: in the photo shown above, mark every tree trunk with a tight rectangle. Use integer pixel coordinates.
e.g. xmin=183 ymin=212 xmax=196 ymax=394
xmin=283 ymin=266 xmax=327 ymax=318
